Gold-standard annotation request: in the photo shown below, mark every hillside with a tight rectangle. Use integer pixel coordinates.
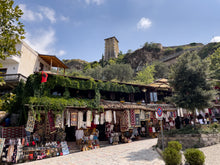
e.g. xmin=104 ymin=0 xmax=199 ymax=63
xmin=63 ymin=42 xmax=220 ymax=72
xmin=62 ymin=59 xmax=88 ymax=70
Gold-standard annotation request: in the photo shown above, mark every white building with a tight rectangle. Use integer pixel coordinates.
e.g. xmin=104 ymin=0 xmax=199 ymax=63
xmin=0 ymin=41 xmax=68 ymax=94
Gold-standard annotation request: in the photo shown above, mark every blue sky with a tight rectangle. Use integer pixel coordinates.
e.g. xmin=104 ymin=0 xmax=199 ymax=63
xmin=16 ymin=0 xmax=220 ymax=62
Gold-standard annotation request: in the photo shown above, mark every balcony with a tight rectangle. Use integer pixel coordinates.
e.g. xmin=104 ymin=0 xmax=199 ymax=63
xmin=1 ymin=74 xmax=27 ymax=82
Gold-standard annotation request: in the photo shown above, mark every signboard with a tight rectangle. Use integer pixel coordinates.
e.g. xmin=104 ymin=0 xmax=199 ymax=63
xmin=157 ymin=107 xmax=163 ymax=117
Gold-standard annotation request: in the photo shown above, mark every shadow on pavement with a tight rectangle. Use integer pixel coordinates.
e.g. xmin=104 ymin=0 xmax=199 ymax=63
xmin=125 ymin=147 xmax=162 ymax=162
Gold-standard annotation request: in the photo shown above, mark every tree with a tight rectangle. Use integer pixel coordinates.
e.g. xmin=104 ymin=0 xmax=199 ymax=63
xmin=169 ymin=52 xmax=216 ymax=127
xmin=207 ymin=47 xmax=220 ymax=80
xmin=84 ymin=66 xmax=103 ymax=80
xmin=102 ymin=64 xmax=134 ymax=82
xmin=135 ymin=64 xmax=155 ymax=85
xmin=0 ymin=0 xmax=25 ymax=59
xmin=153 ymin=61 xmax=169 ymax=79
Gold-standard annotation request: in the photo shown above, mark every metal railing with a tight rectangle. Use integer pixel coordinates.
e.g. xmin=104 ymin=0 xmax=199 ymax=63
xmin=0 ymin=74 xmax=27 ymax=82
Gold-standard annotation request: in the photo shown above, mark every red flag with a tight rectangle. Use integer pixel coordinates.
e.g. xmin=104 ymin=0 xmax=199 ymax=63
xmin=41 ymin=71 xmax=48 ymax=83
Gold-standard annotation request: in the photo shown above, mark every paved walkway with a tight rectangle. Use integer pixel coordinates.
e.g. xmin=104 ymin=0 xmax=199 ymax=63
xmin=199 ymin=143 xmax=220 ymax=165
xmin=21 ymin=139 xmax=164 ymax=165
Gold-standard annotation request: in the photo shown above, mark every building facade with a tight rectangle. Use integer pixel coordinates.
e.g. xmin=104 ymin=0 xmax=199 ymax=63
xmin=0 ymin=41 xmax=67 ymax=94
xmin=104 ymin=36 xmax=119 ymax=61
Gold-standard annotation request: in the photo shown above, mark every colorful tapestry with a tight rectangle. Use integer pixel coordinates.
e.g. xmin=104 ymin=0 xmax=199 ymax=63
xmin=135 ymin=114 xmax=141 ymax=127
xmin=120 ymin=110 xmax=129 ymax=132
xmin=86 ymin=111 xmax=91 ymax=127
xmin=130 ymin=109 xmax=136 ymax=126
xmin=48 ymin=111 xmax=55 ymax=133
xmin=127 ymin=110 xmax=131 ymax=128
xmin=0 ymin=138 xmax=5 ymax=157
xmin=55 ymin=114 xmax=62 ymax=128
xmin=71 ymin=112 xmax=78 ymax=126
xmin=1 ymin=127 xmax=25 ymax=141
xmin=145 ymin=112 xmax=150 ymax=120
xmin=25 ymin=111 xmax=35 ymax=132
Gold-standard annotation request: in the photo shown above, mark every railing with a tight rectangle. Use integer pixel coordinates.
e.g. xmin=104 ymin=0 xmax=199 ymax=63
xmin=0 ymin=74 xmax=27 ymax=82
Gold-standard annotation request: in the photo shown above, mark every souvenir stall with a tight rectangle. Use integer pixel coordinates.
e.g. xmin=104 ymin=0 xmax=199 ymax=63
xmin=146 ymin=103 xmax=178 ymax=137
xmin=101 ymin=101 xmax=153 ymax=144
xmin=0 ymin=110 xmax=69 ymax=164
xmin=65 ymin=109 xmax=101 ymax=151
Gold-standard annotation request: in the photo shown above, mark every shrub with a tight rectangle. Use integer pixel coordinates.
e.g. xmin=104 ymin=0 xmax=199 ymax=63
xmin=184 ymin=148 xmax=205 ymax=165
xmin=163 ymin=147 xmax=182 ymax=165
xmin=175 ymin=47 xmax=184 ymax=52
xmin=164 ymin=48 xmax=175 ymax=55
xmin=168 ymin=141 xmax=182 ymax=151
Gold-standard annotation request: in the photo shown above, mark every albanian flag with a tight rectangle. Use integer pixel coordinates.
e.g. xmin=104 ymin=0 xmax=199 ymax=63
xmin=41 ymin=71 xmax=48 ymax=83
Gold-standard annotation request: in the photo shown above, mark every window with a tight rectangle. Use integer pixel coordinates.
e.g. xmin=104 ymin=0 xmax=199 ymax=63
xmin=0 ymin=68 xmax=7 ymax=74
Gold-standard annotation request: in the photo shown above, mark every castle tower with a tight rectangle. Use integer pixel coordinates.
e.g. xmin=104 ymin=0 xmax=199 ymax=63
xmin=104 ymin=36 xmax=119 ymax=61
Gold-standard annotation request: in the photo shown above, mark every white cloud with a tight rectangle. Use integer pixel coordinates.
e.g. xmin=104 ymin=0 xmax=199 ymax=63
xmin=137 ymin=17 xmax=152 ymax=30
xmin=58 ymin=50 xmax=66 ymax=56
xmin=19 ymin=4 xmax=43 ymax=22
xmin=60 ymin=15 xmax=69 ymax=22
xmin=39 ymin=6 xmax=56 ymax=23
xmin=211 ymin=36 xmax=220 ymax=42
xmin=25 ymin=28 xmax=56 ymax=54
xmin=85 ymin=0 xmax=104 ymax=5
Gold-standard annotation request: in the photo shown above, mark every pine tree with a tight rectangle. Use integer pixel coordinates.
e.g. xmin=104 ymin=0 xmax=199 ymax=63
xmin=169 ymin=52 xmax=216 ymax=127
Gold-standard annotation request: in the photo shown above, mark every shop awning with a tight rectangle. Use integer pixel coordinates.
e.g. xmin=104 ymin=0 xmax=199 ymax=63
xmin=147 ymin=78 xmax=171 ymax=89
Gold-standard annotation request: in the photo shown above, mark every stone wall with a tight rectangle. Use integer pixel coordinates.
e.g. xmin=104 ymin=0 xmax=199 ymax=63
xmin=157 ymin=133 xmax=220 ymax=149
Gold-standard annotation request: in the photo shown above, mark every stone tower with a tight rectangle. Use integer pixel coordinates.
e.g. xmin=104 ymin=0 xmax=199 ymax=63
xmin=104 ymin=36 xmax=119 ymax=61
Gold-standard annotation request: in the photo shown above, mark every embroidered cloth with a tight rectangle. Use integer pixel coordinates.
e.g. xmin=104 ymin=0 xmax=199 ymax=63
xmin=71 ymin=112 xmax=78 ymax=126
xmin=25 ymin=111 xmax=35 ymax=132
xmin=86 ymin=111 xmax=92 ymax=127
xmin=130 ymin=109 xmax=136 ymax=126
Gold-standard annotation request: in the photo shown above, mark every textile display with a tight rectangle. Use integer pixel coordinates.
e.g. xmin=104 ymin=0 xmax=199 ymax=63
xmin=105 ymin=110 xmax=112 ymax=123
xmin=120 ymin=110 xmax=129 ymax=132
xmin=134 ymin=109 xmax=140 ymax=114
xmin=127 ymin=110 xmax=131 ymax=128
xmin=12 ymin=145 xmax=17 ymax=163
xmin=100 ymin=113 xmax=105 ymax=125
xmin=75 ymin=130 xmax=84 ymax=140
xmin=55 ymin=114 xmax=62 ymax=128
xmin=16 ymin=139 xmax=23 ymax=163
xmin=78 ymin=111 xmax=84 ymax=129
xmin=61 ymin=141 xmax=69 ymax=155
xmin=41 ymin=71 xmax=48 ymax=83
xmin=25 ymin=111 xmax=35 ymax=132
xmin=135 ymin=114 xmax=141 ymax=127
xmin=113 ymin=111 xmax=116 ymax=124
xmin=1 ymin=127 xmax=25 ymax=142
xmin=48 ymin=111 xmax=56 ymax=133
xmin=94 ymin=114 xmax=100 ymax=125
xmin=71 ymin=112 xmax=78 ymax=126
xmin=7 ymin=145 xmax=14 ymax=162
xmin=130 ymin=109 xmax=136 ymax=126
xmin=86 ymin=111 xmax=92 ymax=127
xmin=0 ymin=138 xmax=5 ymax=157
xmin=145 ymin=112 xmax=150 ymax=120
xmin=140 ymin=110 xmax=145 ymax=120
